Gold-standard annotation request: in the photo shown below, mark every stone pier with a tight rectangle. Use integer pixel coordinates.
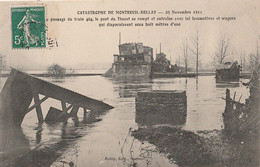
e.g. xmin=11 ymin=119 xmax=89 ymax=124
xmin=135 ymin=90 xmax=187 ymax=126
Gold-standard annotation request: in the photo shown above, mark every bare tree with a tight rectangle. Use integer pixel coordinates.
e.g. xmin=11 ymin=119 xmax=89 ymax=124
xmin=213 ymin=34 xmax=232 ymax=67
xmin=248 ymin=53 xmax=259 ymax=72
xmin=238 ymin=51 xmax=246 ymax=73
xmin=0 ymin=54 xmax=6 ymax=80
xmin=190 ymin=29 xmax=202 ymax=75
xmin=181 ymin=39 xmax=189 ymax=73
xmin=247 ymin=39 xmax=260 ymax=72
xmin=0 ymin=54 xmax=6 ymax=70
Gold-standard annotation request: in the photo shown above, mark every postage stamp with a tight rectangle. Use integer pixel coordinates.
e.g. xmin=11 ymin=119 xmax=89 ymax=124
xmin=11 ymin=6 xmax=46 ymax=49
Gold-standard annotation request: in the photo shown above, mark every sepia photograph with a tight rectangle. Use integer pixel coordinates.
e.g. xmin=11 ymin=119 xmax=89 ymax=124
xmin=0 ymin=0 xmax=259 ymax=166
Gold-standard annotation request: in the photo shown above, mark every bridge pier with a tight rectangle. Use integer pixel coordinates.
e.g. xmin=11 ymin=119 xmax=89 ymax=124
xmin=33 ymin=93 xmax=44 ymax=124
xmin=83 ymin=108 xmax=88 ymax=119
xmin=70 ymin=106 xmax=79 ymax=116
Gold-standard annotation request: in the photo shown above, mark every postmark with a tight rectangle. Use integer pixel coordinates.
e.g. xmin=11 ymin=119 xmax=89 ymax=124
xmin=11 ymin=6 xmax=46 ymax=49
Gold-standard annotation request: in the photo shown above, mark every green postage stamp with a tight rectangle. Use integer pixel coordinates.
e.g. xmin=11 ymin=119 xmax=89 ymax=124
xmin=11 ymin=6 xmax=46 ymax=49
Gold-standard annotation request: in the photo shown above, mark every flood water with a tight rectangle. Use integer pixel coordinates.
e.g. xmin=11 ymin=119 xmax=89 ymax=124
xmin=0 ymin=75 xmax=250 ymax=167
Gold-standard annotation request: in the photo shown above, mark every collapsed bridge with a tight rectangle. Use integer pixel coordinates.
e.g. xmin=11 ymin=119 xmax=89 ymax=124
xmin=0 ymin=68 xmax=114 ymax=126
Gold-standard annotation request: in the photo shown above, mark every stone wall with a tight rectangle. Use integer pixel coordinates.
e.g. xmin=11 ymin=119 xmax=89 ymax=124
xmin=216 ymin=68 xmax=240 ymax=82
xmin=135 ymin=90 xmax=187 ymax=126
xmin=112 ymin=62 xmax=151 ymax=78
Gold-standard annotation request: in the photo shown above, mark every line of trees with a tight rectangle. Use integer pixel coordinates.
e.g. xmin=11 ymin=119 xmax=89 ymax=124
xmin=212 ymin=34 xmax=233 ymax=68
xmin=181 ymin=39 xmax=189 ymax=73
xmin=179 ymin=28 xmax=202 ymax=74
xmin=190 ymin=29 xmax=202 ymax=75
xmin=178 ymin=30 xmax=259 ymax=73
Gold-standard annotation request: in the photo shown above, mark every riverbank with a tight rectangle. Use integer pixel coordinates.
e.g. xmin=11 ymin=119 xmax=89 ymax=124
xmin=0 ymin=73 xmax=103 ymax=78
xmin=132 ymin=126 xmax=259 ymax=167
xmin=152 ymin=72 xmax=197 ymax=78
xmin=0 ymin=71 xmax=252 ymax=78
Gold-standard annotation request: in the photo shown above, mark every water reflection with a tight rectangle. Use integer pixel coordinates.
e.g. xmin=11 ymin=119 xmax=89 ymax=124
xmin=119 ymin=84 xmax=152 ymax=98
xmin=36 ymin=128 xmax=43 ymax=144
xmin=44 ymin=77 xmax=67 ymax=83
xmin=113 ymin=77 xmax=152 ymax=83
xmin=0 ymin=108 xmax=108 ymax=166
xmin=0 ymin=125 xmax=30 ymax=166
xmin=216 ymin=78 xmax=239 ymax=83
xmin=114 ymin=77 xmax=152 ymax=98
xmin=196 ymin=76 xmax=198 ymax=90
xmin=135 ymin=110 xmax=187 ymax=127
xmin=216 ymin=82 xmax=240 ymax=88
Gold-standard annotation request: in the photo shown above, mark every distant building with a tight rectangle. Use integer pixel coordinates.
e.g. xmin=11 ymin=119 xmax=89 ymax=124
xmin=112 ymin=43 xmax=153 ymax=78
xmin=113 ymin=43 xmax=153 ymax=64
xmin=104 ymin=41 xmax=186 ymax=78
xmin=152 ymin=52 xmax=174 ymax=72
xmin=155 ymin=53 xmax=169 ymax=64
xmin=216 ymin=61 xmax=241 ymax=82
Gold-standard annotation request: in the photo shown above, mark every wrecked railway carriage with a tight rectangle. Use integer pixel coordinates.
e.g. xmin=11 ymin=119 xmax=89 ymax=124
xmin=216 ymin=61 xmax=241 ymax=82
xmin=111 ymin=43 xmax=153 ymax=78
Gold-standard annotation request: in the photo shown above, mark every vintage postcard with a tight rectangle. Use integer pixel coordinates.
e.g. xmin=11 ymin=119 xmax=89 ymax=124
xmin=0 ymin=0 xmax=259 ymax=167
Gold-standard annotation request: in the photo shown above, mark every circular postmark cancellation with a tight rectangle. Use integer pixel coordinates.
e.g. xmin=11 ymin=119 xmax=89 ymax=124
xmin=11 ymin=6 xmax=46 ymax=49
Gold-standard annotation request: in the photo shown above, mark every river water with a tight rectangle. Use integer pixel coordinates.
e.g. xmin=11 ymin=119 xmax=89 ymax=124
xmin=0 ymin=75 xmax=250 ymax=167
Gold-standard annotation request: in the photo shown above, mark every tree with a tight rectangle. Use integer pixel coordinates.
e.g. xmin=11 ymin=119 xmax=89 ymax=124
xmin=47 ymin=63 xmax=66 ymax=77
xmin=0 ymin=54 xmax=7 ymax=79
xmin=213 ymin=34 xmax=232 ymax=67
xmin=0 ymin=54 xmax=6 ymax=70
xmin=238 ymin=51 xmax=246 ymax=73
xmin=190 ymin=29 xmax=202 ymax=75
xmin=248 ymin=53 xmax=259 ymax=72
xmin=247 ymin=38 xmax=260 ymax=72
xmin=181 ymin=39 xmax=189 ymax=73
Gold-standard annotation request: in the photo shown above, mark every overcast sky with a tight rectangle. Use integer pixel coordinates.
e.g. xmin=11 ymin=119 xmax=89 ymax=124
xmin=0 ymin=0 xmax=259 ymax=70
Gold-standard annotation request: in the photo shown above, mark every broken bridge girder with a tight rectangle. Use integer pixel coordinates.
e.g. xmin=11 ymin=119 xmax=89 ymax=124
xmin=0 ymin=68 xmax=114 ymax=126
xmin=70 ymin=106 xmax=80 ymax=116
xmin=25 ymin=95 xmax=49 ymax=114
xmin=33 ymin=93 xmax=44 ymax=123
xmin=56 ymin=103 xmax=74 ymax=120
xmin=61 ymin=101 xmax=67 ymax=111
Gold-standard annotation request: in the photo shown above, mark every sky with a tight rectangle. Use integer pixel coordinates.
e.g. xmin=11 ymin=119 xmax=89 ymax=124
xmin=0 ymin=0 xmax=259 ymax=70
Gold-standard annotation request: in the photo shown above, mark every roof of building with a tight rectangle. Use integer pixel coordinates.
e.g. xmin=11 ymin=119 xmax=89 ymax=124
xmin=217 ymin=61 xmax=239 ymax=70
xmin=119 ymin=42 xmax=143 ymax=45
